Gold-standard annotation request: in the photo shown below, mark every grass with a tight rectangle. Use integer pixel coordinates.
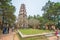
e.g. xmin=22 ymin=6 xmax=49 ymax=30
xmin=18 ymin=29 xmax=53 ymax=40
xmin=17 ymin=33 xmax=48 ymax=40
xmin=19 ymin=29 xmax=53 ymax=35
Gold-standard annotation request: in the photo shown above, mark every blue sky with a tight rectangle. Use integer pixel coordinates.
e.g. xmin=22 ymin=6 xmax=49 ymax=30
xmin=11 ymin=0 xmax=60 ymax=17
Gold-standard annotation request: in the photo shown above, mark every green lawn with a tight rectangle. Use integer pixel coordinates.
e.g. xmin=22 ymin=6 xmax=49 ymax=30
xmin=19 ymin=29 xmax=53 ymax=35
xmin=17 ymin=33 xmax=48 ymax=40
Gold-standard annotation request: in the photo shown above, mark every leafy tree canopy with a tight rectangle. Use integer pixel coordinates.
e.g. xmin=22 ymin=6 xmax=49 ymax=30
xmin=0 ymin=0 xmax=16 ymax=26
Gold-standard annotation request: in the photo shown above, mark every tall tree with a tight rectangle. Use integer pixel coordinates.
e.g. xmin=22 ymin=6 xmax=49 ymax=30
xmin=42 ymin=0 xmax=60 ymax=28
xmin=0 ymin=0 xmax=16 ymax=26
xmin=42 ymin=0 xmax=54 ymax=20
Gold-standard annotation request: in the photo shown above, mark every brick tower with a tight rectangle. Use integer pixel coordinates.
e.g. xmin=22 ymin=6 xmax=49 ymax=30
xmin=17 ymin=4 xmax=28 ymax=28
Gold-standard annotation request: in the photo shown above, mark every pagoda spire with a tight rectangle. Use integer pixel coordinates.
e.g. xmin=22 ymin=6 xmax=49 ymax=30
xmin=17 ymin=4 xmax=28 ymax=28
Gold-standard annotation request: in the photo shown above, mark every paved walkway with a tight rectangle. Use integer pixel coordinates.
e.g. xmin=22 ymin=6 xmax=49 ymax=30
xmin=0 ymin=30 xmax=19 ymax=40
xmin=48 ymin=36 xmax=60 ymax=40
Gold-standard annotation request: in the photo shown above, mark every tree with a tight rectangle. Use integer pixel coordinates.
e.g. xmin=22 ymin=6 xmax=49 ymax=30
xmin=28 ymin=18 xmax=40 ymax=29
xmin=28 ymin=15 xmax=33 ymax=19
xmin=0 ymin=0 xmax=16 ymax=26
xmin=42 ymin=0 xmax=55 ymax=20
xmin=42 ymin=0 xmax=60 ymax=25
xmin=28 ymin=15 xmax=47 ymax=29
